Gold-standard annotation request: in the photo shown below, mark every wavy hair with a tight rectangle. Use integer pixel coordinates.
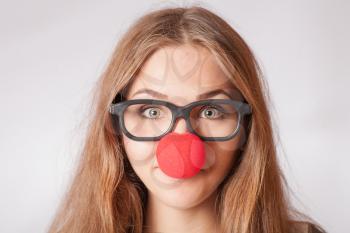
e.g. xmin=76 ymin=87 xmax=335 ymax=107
xmin=48 ymin=5 xmax=326 ymax=233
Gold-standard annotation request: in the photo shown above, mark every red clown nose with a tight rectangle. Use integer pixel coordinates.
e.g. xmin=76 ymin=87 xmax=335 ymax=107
xmin=156 ymin=132 xmax=206 ymax=179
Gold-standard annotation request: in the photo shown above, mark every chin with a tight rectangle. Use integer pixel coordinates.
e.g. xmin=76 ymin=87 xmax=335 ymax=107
xmin=157 ymin=189 xmax=207 ymax=209
xmin=150 ymin=178 xmax=211 ymax=209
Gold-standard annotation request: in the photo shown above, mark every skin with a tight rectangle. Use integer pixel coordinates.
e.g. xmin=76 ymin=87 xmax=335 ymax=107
xmin=121 ymin=44 xmax=246 ymax=233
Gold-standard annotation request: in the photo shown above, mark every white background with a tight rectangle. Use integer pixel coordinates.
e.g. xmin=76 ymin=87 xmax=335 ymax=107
xmin=0 ymin=0 xmax=349 ymax=232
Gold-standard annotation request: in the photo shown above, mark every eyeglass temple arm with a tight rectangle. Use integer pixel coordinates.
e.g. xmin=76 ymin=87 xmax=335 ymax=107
xmin=109 ymin=104 xmax=121 ymax=115
xmin=241 ymin=103 xmax=252 ymax=115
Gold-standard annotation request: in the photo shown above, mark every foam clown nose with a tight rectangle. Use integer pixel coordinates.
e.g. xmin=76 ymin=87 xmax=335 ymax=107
xmin=156 ymin=132 xmax=206 ymax=179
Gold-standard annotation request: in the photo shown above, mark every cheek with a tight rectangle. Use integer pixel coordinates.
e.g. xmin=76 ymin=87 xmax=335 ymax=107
xmin=122 ymin=134 xmax=157 ymax=170
xmin=204 ymin=133 xmax=242 ymax=182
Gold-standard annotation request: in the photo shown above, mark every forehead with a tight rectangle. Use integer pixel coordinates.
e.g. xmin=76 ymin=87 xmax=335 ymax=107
xmin=126 ymin=44 xmax=241 ymax=102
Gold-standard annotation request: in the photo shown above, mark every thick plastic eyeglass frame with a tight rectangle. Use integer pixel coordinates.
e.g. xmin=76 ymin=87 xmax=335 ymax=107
xmin=109 ymin=98 xmax=252 ymax=142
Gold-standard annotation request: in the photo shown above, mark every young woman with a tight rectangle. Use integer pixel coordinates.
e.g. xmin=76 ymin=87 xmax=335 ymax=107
xmin=48 ymin=5 xmax=326 ymax=233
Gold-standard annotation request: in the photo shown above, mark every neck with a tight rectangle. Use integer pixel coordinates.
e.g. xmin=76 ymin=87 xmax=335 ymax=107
xmin=143 ymin=189 xmax=221 ymax=233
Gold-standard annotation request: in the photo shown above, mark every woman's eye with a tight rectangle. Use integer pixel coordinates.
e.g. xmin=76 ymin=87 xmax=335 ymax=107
xmin=140 ymin=106 xmax=162 ymax=119
xmin=199 ymin=106 xmax=224 ymax=119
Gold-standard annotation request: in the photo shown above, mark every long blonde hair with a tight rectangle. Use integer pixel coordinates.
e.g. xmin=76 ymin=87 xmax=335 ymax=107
xmin=48 ymin=5 xmax=326 ymax=233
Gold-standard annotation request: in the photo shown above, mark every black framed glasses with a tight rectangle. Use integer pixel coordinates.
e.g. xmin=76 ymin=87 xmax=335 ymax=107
xmin=109 ymin=98 xmax=252 ymax=141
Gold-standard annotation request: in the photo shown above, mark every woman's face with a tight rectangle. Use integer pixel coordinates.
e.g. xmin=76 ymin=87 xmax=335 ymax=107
xmin=121 ymin=44 xmax=246 ymax=209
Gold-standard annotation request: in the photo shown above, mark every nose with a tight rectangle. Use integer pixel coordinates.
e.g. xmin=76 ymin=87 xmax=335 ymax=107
xmin=171 ymin=117 xmax=188 ymax=134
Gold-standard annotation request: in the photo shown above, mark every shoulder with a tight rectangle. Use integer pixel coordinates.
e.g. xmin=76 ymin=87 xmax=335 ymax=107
xmin=290 ymin=220 xmax=326 ymax=233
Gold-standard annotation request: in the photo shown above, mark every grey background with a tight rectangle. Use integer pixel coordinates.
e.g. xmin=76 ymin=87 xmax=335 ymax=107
xmin=0 ymin=0 xmax=349 ymax=232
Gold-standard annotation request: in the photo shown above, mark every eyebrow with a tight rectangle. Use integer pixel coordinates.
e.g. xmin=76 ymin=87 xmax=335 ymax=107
xmin=130 ymin=88 xmax=237 ymax=100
